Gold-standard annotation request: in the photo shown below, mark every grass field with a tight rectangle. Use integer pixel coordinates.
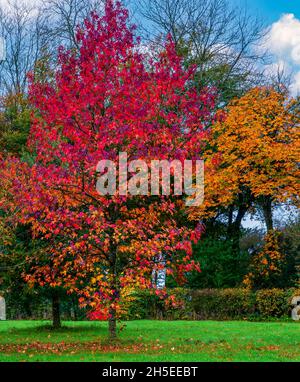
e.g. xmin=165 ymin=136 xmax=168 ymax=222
xmin=0 ymin=320 xmax=299 ymax=362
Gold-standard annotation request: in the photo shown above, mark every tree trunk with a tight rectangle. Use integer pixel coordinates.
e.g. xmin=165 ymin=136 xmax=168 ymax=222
xmin=227 ymin=203 xmax=248 ymax=255
xmin=24 ymin=299 xmax=32 ymax=319
xmin=72 ymin=297 xmax=78 ymax=321
xmin=51 ymin=292 xmax=61 ymax=329
xmin=108 ymin=238 xmax=118 ymax=341
xmin=262 ymin=197 xmax=273 ymax=232
xmin=108 ymin=306 xmax=117 ymax=341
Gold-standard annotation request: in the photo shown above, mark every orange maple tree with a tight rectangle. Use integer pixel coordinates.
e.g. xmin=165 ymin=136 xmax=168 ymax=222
xmin=243 ymin=230 xmax=287 ymax=289
xmin=191 ymin=87 xmax=300 ymax=234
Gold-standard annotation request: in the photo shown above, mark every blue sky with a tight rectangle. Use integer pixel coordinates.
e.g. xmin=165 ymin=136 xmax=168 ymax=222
xmin=1 ymin=0 xmax=300 ymax=24
xmin=233 ymin=0 xmax=300 ymax=22
xmin=132 ymin=0 xmax=300 ymax=95
xmin=224 ymin=1 xmax=300 ymax=96
xmin=1 ymin=0 xmax=300 ymax=97
xmin=2 ymin=0 xmax=300 ymax=95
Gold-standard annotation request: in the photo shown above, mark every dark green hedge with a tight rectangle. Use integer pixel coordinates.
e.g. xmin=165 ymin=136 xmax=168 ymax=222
xmin=4 ymin=287 xmax=300 ymax=321
xmin=126 ymin=288 xmax=300 ymax=321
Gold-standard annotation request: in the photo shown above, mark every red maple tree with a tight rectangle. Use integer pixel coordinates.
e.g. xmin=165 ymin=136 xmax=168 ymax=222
xmin=2 ymin=0 xmax=217 ymax=339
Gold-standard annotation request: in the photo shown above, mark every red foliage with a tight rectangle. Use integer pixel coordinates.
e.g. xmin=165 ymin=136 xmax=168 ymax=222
xmin=87 ymin=309 xmax=109 ymax=321
xmin=0 ymin=1 xmax=217 ymax=321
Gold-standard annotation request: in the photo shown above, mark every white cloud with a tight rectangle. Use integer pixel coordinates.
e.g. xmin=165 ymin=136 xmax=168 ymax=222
xmin=264 ymin=59 xmax=290 ymax=77
xmin=0 ymin=0 xmax=42 ymax=10
xmin=0 ymin=0 xmax=42 ymax=21
xmin=265 ymin=14 xmax=300 ymax=58
xmin=289 ymin=71 xmax=300 ymax=95
xmin=264 ymin=13 xmax=300 ymax=96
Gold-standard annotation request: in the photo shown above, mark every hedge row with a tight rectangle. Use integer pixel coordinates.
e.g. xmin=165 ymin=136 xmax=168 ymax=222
xmin=5 ymin=293 xmax=85 ymax=321
xmin=5 ymin=288 xmax=300 ymax=321
xmin=126 ymin=288 xmax=300 ymax=321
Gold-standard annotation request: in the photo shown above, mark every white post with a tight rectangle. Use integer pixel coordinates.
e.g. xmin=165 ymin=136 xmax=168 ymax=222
xmin=291 ymin=296 xmax=300 ymax=321
xmin=0 ymin=297 xmax=6 ymax=321
xmin=0 ymin=37 xmax=6 ymax=62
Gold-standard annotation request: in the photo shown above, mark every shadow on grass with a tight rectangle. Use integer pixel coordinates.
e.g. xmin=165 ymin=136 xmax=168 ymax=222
xmin=2 ymin=321 xmax=141 ymax=346
xmin=5 ymin=322 xmax=107 ymax=335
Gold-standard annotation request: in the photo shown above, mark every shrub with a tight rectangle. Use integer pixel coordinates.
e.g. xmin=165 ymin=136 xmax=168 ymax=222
xmin=5 ymin=287 xmax=300 ymax=321
xmin=256 ymin=289 xmax=287 ymax=318
xmin=243 ymin=230 xmax=297 ymax=289
xmin=190 ymin=288 xmax=255 ymax=320
xmin=124 ymin=288 xmax=300 ymax=321
xmin=187 ymin=239 xmax=249 ymax=288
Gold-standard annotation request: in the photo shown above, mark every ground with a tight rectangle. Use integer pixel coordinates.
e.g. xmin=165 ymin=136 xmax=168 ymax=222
xmin=0 ymin=320 xmax=299 ymax=362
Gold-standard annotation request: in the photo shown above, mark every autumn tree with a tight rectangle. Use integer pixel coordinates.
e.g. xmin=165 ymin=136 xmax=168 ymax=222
xmin=191 ymin=87 xmax=300 ymax=253
xmin=0 ymin=49 xmax=67 ymax=327
xmin=0 ymin=93 xmax=31 ymax=156
xmin=136 ymin=0 xmax=267 ymax=104
xmin=243 ymin=229 xmax=297 ymax=289
xmin=3 ymin=1 xmax=216 ymax=339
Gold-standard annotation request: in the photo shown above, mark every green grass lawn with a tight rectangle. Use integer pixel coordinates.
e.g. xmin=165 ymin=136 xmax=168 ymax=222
xmin=0 ymin=320 xmax=299 ymax=362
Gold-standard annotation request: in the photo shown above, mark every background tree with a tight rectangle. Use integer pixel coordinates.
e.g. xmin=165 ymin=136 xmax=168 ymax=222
xmin=0 ymin=93 xmax=31 ymax=156
xmin=0 ymin=0 xmax=48 ymax=95
xmin=42 ymin=0 xmax=105 ymax=51
xmin=280 ymin=217 xmax=300 ymax=286
xmin=191 ymin=87 xmax=300 ymax=256
xmin=187 ymin=236 xmax=249 ymax=289
xmin=243 ymin=229 xmax=297 ymax=289
xmin=135 ymin=0 xmax=267 ymax=103
xmin=0 ymin=32 xmax=66 ymax=327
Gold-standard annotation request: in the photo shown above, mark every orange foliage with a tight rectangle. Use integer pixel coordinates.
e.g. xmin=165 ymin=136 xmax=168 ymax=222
xmin=190 ymin=87 xmax=300 ymax=220
xmin=243 ymin=230 xmax=286 ymax=289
